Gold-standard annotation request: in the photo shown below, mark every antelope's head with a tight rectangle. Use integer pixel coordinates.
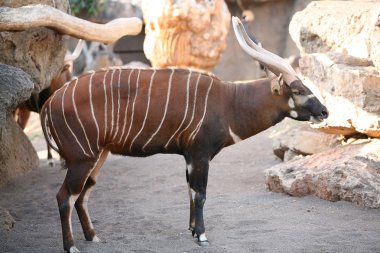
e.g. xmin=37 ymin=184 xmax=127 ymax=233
xmin=232 ymin=17 xmax=328 ymax=123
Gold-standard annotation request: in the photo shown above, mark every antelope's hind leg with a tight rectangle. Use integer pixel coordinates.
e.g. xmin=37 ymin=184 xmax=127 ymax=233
xmin=56 ymin=155 xmax=105 ymax=253
xmin=75 ymin=150 xmax=109 ymax=243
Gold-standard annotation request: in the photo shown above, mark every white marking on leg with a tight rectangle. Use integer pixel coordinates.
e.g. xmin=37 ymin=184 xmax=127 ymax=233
xmin=123 ymin=69 xmax=141 ymax=147
xmin=130 ymin=70 xmax=156 ymax=152
xmin=164 ymin=69 xmax=192 ymax=149
xmin=103 ymin=70 xmax=110 ymax=142
xmin=112 ymin=68 xmax=122 ymax=141
xmin=142 ymin=69 xmax=175 ymax=150
xmin=288 ymin=98 xmax=295 ymax=108
xmin=62 ymin=84 xmax=91 ymax=157
xmin=120 ymin=69 xmax=134 ymax=146
xmin=188 ymin=77 xmax=214 ymax=144
xmin=68 ymin=194 xmax=80 ymax=238
xmin=69 ymin=246 xmax=80 ymax=253
xmin=91 ymin=235 xmax=101 ymax=242
xmin=176 ymin=72 xmax=202 ymax=142
xmin=186 ymin=163 xmax=193 ymax=175
xmin=229 ymin=126 xmax=242 ymax=143
xmin=198 ymin=233 xmax=208 ymax=242
xmin=290 ymin=110 xmax=298 ymax=118
xmin=109 ymin=69 xmax=117 ymax=138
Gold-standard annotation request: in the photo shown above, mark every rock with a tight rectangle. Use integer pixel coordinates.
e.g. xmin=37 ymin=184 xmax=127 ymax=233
xmin=266 ymin=139 xmax=380 ymax=208
xmin=0 ymin=208 xmax=15 ymax=231
xmin=289 ymin=1 xmax=380 ymax=137
xmin=141 ymin=0 xmax=231 ymax=70
xmin=0 ymin=113 xmax=39 ymax=187
xmin=300 ymin=53 xmax=380 ymax=138
xmin=0 ymin=64 xmax=34 ymax=127
xmin=290 ymin=1 xmax=380 ymax=67
xmin=272 ymin=123 xmax=341 ymax=161
xmin=0 ymin=0 xmax=69 ymax=93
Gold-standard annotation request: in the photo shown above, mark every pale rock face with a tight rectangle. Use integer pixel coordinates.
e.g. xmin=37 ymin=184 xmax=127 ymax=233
xmin=290 ymin=1 xmax=380 ymax=67
xmin=142 ymin=0 xmax=231 ymax=70
xmin=266 ymin=139 xmax=380 ymax=209
xmin=289 ymin=1 xmax=380 ymax=137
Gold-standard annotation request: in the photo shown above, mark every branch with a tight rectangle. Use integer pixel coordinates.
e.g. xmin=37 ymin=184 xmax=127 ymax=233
xmin=0 ymin=4 xmax=143 ymax=44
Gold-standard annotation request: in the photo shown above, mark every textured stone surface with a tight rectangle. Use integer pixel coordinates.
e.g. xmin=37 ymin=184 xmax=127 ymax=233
xmin=0 ymin=208 xmax=15 ymax=231
xmin=300 ymin=53 xmax=380 ymax=137
xmin=0 ymin=0 xmax=67 ymax=187
xmin=142 ymin=0 xmax=230 ymax=70
xmin=289 ymin=1 xmax=380 ymax=137
xmin=0 ymin=113 xmax=39 ymax=187
xmin=266 ymin=139 xmax=380 ymax=208
xmin=290 ymin=1 xmax=380 ymax=67
xmin=0 ymin=64 xmax=34 ymax=127
xmin=272 ymin=123 xmax=341 ymax=161
xmin=0 ymin=0 xmax=69 ymax=93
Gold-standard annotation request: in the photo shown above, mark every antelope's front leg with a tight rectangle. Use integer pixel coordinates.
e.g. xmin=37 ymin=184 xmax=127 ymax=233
xmin=187 ymin=158 xmax=210 ymax=245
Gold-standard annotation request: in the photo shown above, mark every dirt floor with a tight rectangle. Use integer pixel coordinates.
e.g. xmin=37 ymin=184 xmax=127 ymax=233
xmin=0 ymin=113 xmax=379 ymax=253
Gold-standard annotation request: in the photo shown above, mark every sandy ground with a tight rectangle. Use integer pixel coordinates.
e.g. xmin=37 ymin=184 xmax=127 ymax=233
xmin=0 ymin=113 xmax=379 ymax=253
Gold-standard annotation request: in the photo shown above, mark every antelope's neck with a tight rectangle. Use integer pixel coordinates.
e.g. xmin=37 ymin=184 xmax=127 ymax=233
xmin=223 ymin=79 xmax=286 ymax=141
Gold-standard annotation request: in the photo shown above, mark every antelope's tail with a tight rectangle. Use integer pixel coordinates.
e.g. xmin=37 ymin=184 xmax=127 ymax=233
xmin=40 ymin=103 xmax=60 ymax=155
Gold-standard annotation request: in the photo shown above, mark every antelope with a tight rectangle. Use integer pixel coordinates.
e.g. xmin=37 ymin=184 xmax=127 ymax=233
xmin=41 ymin=17 xmax=328 ymax=253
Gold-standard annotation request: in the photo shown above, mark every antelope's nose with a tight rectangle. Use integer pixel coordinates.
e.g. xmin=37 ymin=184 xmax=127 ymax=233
xmin=321 ymin=107 xmax=329 ymax=119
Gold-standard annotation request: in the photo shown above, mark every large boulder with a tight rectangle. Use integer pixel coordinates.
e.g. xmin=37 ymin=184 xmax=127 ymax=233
xmin=272 ymin=123 xmax=341 ymax=161
xmin=266 ymin=139 xmax=380 ymax=208
xmin=300 ymin=53 xmax=380 ymax=137
xmin=289 ymin=1 xmax=380 ymax=137
xmin=0 ymin=0 xmax=69 ymax=186
xmin=0 ymin=64 xmax=39 ymax=187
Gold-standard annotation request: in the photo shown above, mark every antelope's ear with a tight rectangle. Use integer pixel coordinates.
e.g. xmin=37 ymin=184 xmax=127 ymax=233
xmin=271 ymin=73 xmax=284 ymax=95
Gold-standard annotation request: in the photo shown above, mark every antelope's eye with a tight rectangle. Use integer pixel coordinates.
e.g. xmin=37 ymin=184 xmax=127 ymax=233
xmin=292 ymin=90 xmax=301 ymax=96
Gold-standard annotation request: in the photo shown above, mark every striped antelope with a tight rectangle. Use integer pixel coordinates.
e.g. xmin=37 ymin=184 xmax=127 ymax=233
xmin=41 ymin=17 xmax=328 ymax=253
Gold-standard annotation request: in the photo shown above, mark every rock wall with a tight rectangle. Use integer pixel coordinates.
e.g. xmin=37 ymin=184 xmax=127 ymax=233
xmin=265 ymin=1 xmax=380 ymax=208
xmin=289 ymin=1 xmax=380 ymax=137
xmin=0 ymin=0 xmax=70 ymax=188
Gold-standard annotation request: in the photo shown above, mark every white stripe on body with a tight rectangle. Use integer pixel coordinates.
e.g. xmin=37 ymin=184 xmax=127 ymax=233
xmin=48 ymin=91 xmax=63 ymax=148
xmin=122 ymin=69 xmax=141 ymax=148
xmin=72 ymin=76 xmax=95 ymax=155
xmin=164 ymin=69 xmax=192 ymax=149
xmin=142 ymin=68 xmax=175 ymax=151
xmin=187 ymin=77 xmax=214 ymax=145
xmin=119 ymin=69 xmax=134 ymax=145
xmin=111 ymin=68 xmax=122 ymax=141
xmin=89 ymin=72 xmax=101 ymax=151
xmin=109 ymin=69 xmax=117 ymax=138
xmin=103 ymin=70 xmax=110 ymax=143
xmin=62 ymin=84 xmax=91 ymax=157
xmin=175 ymin=72 xmax=202 ymax=144
xmin=130 ymin=70 xmax=156 ymax=152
